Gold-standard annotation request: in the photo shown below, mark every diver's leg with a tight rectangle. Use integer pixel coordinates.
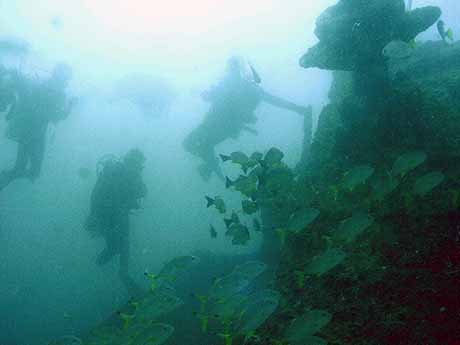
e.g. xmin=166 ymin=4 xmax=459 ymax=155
xmin=12 ymin=142 xmax=29 ymax=176
xmin=96 ymin=221 xmax=118 ymax=266
xmin=182 ymin=129 xmax=202 ymax=157
xmin=118 ymin=214 xmax=143 ymax=297
xmin=96 ymin=240 xmax=117 ymax=266
xmin=200 ymin=146 xmax=224 ymax=182
xmin=118 ymin=214 xmax=130 ymax=275
xmin=0 ymin=142 xmax=28 ymax=190
xmin=28 ymin=135 xmax=46 ymax=181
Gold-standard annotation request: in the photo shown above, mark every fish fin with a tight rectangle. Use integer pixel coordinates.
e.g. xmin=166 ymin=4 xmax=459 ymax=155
xmin=225 ymin=176 xmax=233 ymax=189
xmin=446 ymin=28 xmax=454 ymax=41
xmin=223 ymin=218 xmax=233 ymax=229
xmin=205 ymin=196 xmax=214 ymax=208
xmin=219 ymin=154 xmax=231 ymax=162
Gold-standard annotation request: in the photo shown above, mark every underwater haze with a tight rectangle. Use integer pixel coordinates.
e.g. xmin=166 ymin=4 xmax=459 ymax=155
xmin=1 ymin=0 xmax=460 ymax=345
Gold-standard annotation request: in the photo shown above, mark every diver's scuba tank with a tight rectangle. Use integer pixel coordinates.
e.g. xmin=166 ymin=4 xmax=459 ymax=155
xmin=96 ymin=154 xmax=120 ymax=176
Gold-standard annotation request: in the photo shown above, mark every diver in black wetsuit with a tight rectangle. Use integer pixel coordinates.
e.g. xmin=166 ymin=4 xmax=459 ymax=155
xmin=85 ymin=149 xmax=147 ymax=297
xmin=0 ymin=63 xmax=74 ymax=190
xmin=183 ymin=56 xmax=311 ymax=182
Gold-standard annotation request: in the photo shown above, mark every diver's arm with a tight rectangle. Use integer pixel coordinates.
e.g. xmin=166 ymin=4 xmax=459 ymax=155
xmin=260 ymin=90 xmax=310 ymax=115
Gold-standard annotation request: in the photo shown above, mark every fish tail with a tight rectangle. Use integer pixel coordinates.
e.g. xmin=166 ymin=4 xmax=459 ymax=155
xmin=219 ymin=154 xmax=231 ymax=162
xmin=225 ymin=177 xmax=233 ymax=189
xmin=224 ymin=218 xmax=233 ymax=228
xmin=205 ymin=196 xmax=214 ymax=208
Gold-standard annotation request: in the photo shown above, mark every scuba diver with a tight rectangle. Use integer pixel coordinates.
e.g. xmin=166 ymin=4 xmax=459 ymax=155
xmin=0 ymin=63 xmax=74 ymax=191
xmin=85 ymin=148 xmax=147 ymax=297
xmin=183 ymin=56 xmax=311 ymax=181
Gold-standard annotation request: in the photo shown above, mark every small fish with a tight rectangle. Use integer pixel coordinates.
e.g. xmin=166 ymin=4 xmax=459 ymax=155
xmin=263 ymin=147 xmax=284 ymax=167
xmin=220 ymin=151 xmax=253 ymax=173
xmin=242 ymin=200 xmax=259 ymax=215
xmin=220 ymin=151 xmax=248 ymax=165
xmin=413 ymin=171 xmax=445 ymax=196
xmin=131 ymin=323 xmax=174 ymax=345
xmin=209 ymin=224 xmax=218 ymax=239
xmin=223 ymin=212 xmax=240 ymax=229
xmin=239 ymin=295 xmax=280 ymax=334
xmin=144 ymin=271 xmax=159 ymax=291
xmin=117 ymin=312 xmax=135 ymax=329
xmin=136 ymin=292 xmax=183 ymax=321
xmin=342 ymin=165 xmax=374 ymax=191
xmin=287 ymin=208 xmax=320 ymax=233
xmin=205 ymin=196 xmax=226 ymax=214
xmin=160 ymin=255 xmax=200 ymax=275
xmin=305 ymin=249 xmax=346 ymax=276
xmin=210 ymin=274 xmax=250 ymax=302
xmin=230 ymin=224 xmax=250 ymax=245
xmin=226 ymin=174 xmax=258 ymax=197
xmin=437 ymin=20 xmax=454 ymax=43
xmin=392 ymin=151 xmax=426 ymax=177
xmin=251 ymin=152 xmax=264 ymax=162
xmin=333 ymin=211 xmax=374 ymax=244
